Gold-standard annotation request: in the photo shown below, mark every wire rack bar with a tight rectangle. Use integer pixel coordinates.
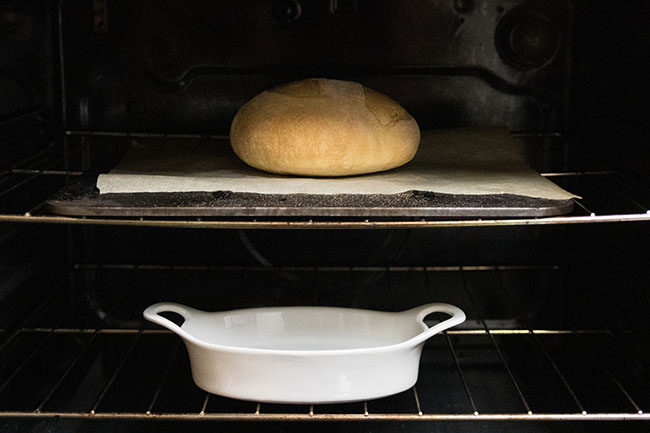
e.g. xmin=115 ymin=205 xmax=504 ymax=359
xmin=65 ymin=130 xmax=230 ymax=140
xmin=0 ymin=138 xmax=64 ymax=182
xmin=444 ymin=332 xmax=479 ymax=415
xmin=89 ymin=331 xmax=143 ymax=414
xmin=2 ymin=411 xmax=648 ymax=421
xmin=0 ymin=107 xmax=49 ymax=127
xmin=0 ymin=280 xmax=66 ymax=353
xmin=534 ymin=331 xmax=588 ymax=414
xmin=541 ymin=171 xmax=615 ymax=177
xmin=572 ymin=199 xmax=595 ymax=217
xmin=8 ymin=169 xmax=83 ymax=176
xmin=63 ymin=130 xmax=564 ymax=140
xmin=512 ymin=131 xmax=565 ymax=137
xmin=556 ymin=267 xmax=647 ymax=413
xmin=4 ymin=213 xmax=650 ymax=229
xmin=494 ymin=269 xmax=588 ymax=414
xmin=0 ymin=310 xmax=73 ymax=396
xmin=146 ymin=340 xmax=181 ymax=415
xmin=23 ymin=194 xmax=57 ymax=217
xmin=0 ymin=139 xmax=62 ymax=177
xmin=578 ymin=300 xmax=648 ymax=376
xmin=572 ymin=332 xmax=643 ymax=414
xmin=71 ymin=264 xmax=561 ymax=272
xmin=32 ymin=282 xmax=132 ymax=414
xmin=582 ymin=174 xmax=649 ymax=212
xmin=459 ymin=271 xmax=533 ymax=414
xmin=612 ymin=170 xmax=650 ymax=195
xmin=199 ymin=394 xmax=210 ymax=415
xmin=0 ymin=173 xmax=43 ymax=200
xmin=34 ymin=331 xmax=100 ymax=412
xmin=0 ymin=139 xmax=88 ymax=199
xmin=412 ymin=387 xmax=423 ymax=416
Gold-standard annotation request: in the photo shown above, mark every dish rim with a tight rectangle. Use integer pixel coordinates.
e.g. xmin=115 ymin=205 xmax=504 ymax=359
xmin=143 ymin=303 xmax=466 ymax=356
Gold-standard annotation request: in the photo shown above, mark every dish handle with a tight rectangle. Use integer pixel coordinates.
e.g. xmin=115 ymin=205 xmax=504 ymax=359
xmin=143 ymin=302 xmax=200 ymax=339
xmin=404 ymin=303 xmax=466 ymax=346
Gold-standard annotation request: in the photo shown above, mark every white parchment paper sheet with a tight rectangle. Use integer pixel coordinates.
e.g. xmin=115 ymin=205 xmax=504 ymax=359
xmin=97 ymin=128 xmax=577 ymax=200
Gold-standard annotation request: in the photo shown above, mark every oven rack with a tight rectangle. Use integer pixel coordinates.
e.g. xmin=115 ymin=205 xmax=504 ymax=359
xmin=1 ymin=127 xmax=650 ymax=228
xmin=0 ymin=331 xmax=647 ymax=422
xmin=0 ymin=265 xmax=648 ymax=422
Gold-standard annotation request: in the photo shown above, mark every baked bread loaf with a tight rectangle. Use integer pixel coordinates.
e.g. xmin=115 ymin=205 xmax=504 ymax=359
xmin=229 ymin=78 xmax=420 ymax=176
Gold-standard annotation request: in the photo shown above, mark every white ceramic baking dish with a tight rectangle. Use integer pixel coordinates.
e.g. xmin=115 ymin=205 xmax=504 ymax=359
xmin=143 ymin=302 xmax=466 ymax=404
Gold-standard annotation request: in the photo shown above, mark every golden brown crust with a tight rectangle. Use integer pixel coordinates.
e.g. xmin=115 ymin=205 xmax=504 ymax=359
xmin=230 ymin=78 xmax=420 ymax=177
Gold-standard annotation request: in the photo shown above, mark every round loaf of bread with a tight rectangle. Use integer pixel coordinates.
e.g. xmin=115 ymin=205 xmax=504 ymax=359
xmin=229 ymin=78 xmax=420 ymax=177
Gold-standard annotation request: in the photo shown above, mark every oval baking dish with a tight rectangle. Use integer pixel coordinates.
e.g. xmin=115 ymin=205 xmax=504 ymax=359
xmin=143 ymin=302 xmax=466 ymax=404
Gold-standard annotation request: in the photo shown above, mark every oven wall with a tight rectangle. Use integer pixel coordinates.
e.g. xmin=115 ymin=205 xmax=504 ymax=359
xmin=60 ymin=0 xmax=572 ymax=133
xmin=0 ymin=0 xmax=64 ymax=313
xmin=0 ymin=0 xmax=59 ymax=167
xmin=0 ymin=2 xmax=649 ymax=432
xmin=571 ymin=0 xmax=650 ymax=178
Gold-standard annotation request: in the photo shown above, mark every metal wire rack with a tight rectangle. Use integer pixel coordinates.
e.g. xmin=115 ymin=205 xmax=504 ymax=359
xmin=0 ymin=265 xmax=647 ymax=422
xmin=1 ymin=127 xmax=649 ymax=228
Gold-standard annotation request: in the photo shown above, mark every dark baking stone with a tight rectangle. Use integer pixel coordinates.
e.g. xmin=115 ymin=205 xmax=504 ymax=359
xmin=46 ymin=174 xmax=574 ymax=218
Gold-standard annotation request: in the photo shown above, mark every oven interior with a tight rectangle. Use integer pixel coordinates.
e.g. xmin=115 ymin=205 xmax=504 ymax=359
xmin=1 ymin=0 xmax=649 ymax=432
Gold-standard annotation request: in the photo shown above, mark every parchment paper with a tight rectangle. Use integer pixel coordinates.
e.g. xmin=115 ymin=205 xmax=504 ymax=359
xmin=97 ymin=128 xmax=577 ymax=200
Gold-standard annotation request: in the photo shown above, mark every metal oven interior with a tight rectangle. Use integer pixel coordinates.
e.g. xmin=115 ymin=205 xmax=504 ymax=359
xmin=0 ymin=0 xmax=649 ymax=432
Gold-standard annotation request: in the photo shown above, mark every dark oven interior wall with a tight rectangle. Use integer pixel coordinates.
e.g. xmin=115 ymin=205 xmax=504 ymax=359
xmin=571 ymin=0 xmax=650 ymax=178
xmin=71 ymin=226 xmax=569 ymax=268
xmin=564 ymin=222 xmax=650 ymax=368
xmin=0 ymin=223 xmax=66 ymax=327
xmin=0 ymin=0 xmax=59 ymax=168
xmin=60 ymin=0 xmax=571 ymax=133
xmin=0 ymin=0 xmax=63 ymax=319
xmin=65 ymin=224 xmax=649 ymax=330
